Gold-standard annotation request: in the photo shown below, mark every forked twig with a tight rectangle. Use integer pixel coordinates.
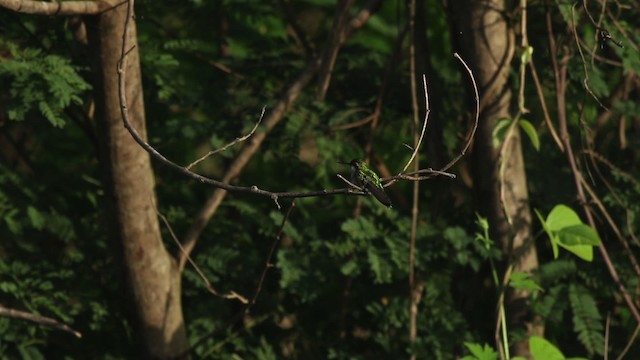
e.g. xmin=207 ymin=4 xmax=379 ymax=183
xmin=156 ymin=207 xmax=248 ymax=304
xmin=386 ymin=52 xmax=479 ymax=186
xmin=186 ymin=107 xmax=265 ymax=170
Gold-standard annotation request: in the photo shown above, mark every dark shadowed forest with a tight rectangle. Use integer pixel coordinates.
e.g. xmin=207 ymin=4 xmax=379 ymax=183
xmin=1 ymin=0 xmax=639 ymax=359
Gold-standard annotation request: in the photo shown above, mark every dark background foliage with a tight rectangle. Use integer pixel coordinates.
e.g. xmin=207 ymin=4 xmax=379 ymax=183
xmin=0 ymin=0 xmax=639 ymax=358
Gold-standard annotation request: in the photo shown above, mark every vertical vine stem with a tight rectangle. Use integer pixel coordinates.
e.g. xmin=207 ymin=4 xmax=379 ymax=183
xmin=407 ymin=1 xmax=420 ymax=355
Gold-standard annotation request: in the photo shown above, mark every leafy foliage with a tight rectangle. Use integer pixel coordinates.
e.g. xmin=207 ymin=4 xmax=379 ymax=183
xmin=568 ymin=284 xmax=604 ymax=356
xmin=1 ymin=0 xmax=638 ymax=358
xmin=0 ymin=42 xmax=90 ymax=127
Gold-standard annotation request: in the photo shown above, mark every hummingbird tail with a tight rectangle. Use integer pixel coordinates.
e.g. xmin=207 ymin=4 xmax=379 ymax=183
xmin=365 ymin=183 xmax=392 ymax=207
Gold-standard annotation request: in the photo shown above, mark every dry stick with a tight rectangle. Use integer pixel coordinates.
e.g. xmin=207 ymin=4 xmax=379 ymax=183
xmin=401 ymin=75 xmax=430 ymax=174
xmin=316 ymin=0 xmax=382 ymax=101
xmin=571 ymin=4 xmax=607 ymax=110
xmin=183 ymin=202 xmax=297 ymax=357
xmin=113 ymin=0 xmax=444 ymax=273
xmin=528 ymin=60 xmax=564 ymax=152
xmin=617 ymin=321 xmax=640 ymax=360
xmin=606 ymin=7 xmax=640 ymax=53
xmin=0 ymin=304 xmax=82 ymax=338
xmin=278 ymin=0 xmax=315 ymax=58
xmin=545 ymin=3 xmax=640 ymax=324
xmin=156 ymin=208 xmax=248 ymax=304
xmin=316 ymin=0 xmax=356 ymax=100
xmin=186 ymin=107 xmax=265 ymax=170
xmin=580 ymin=177 xmax=640 ymax=277
xmin=176 ymin=0 xmax=383 ymax=272
xmin=247 ymin=201 xmax=296 ymax=310
xmin=435 ymin=53 xmax=480 ymax=176
xmin=408 ymin=0 xmax=421 ymax=354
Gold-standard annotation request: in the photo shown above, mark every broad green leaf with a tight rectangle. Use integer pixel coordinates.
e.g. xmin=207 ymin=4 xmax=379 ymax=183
xmin=530 ymin=336 xmax=565 ymax=360
xmin=557 ymin=224 xmax=600 ymax=246
xmin=558 ymin=243 xmax=594 ymax=262
xmin=539 ymin=206 xmax=599 ymax=261
xmin=546 ymin=205 xmax=582 ymax=231
xmin=518 ymin=119 xmax=540 ymax=151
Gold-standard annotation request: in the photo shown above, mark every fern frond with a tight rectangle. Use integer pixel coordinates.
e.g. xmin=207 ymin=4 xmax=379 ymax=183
xmin=568 ymin=283 xmax=604 ymax=356
xmin=537 ymin=258 xmax=577 ymax=284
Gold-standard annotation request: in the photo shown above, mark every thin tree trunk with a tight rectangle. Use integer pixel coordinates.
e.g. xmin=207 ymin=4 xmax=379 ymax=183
xmin=86 ymin=6 xmax=189 ymax=359
xmin=449 ymin=0 xmax=540 ymax=356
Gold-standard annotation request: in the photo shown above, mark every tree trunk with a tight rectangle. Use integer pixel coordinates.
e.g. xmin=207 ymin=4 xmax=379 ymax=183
xmin=449 ymin=0 xmax=540 ymax=356
xmin=85 ymin=7 xmax=189 ymax=359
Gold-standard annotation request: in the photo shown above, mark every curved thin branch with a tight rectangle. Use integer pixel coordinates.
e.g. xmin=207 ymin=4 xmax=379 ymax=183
xmin=186 ymin=107 xmax=265 ymax=170
xmin=401 ymin=74 xmax=430 ymax=174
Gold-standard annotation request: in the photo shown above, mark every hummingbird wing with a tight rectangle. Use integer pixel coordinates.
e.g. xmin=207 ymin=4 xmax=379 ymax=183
xmin=364 ymin=182 xmax=392 ymax=207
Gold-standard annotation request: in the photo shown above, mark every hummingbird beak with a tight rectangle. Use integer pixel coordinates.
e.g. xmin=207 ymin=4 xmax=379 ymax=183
xmin=336 ymin=161 xmax=350 ymax=165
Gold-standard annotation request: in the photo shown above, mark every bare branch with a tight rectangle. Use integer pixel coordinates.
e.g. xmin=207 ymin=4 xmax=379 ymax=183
xmin=156 ymin=207 xmax=248 ymax=304
xmin=118 ymin=23 xmax=353 ymax=204
xmin=386 ymin=52 xmax=478 ymax=187
xmin=617 ymin=321 xmax=640 ymax=360
xmin=0 ymin=304 xmax=81 ymax=338
xmin=438 ymin=52 xmax=480 ymax=174
xmin=401 ymin=74 xmax=430 ymax=174
xmin=337 ymin=174 xmax=364 ymax=190
xmin=0 ymin=0 xmax=122 ymax=15
xmin=247 ymin=201 xmax=296 ymax=310
xmin=186 ymin=107 xmax=265 ymax=170
xmin=571 ymin=4 xmax=607 ymax=110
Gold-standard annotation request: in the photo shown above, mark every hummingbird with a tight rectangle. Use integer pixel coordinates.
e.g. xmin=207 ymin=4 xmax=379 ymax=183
xmin=339 ymin=159 xmax=392 ymax=207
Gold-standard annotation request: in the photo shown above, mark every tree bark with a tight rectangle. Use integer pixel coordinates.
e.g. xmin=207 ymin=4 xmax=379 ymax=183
xmin=449 ymin=0 xmax=540 ymax=356
xmin=85 ymin=6 xmax=189 ymax=359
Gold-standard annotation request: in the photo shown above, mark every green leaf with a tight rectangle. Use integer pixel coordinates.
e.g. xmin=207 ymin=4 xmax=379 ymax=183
xmin=341 ymin=217 xmax=377 ymax=241
xmin=492 ymin=118 xmax=512 ymax=148
xmin=27 ymin=206 xmax=45 ymax=230
xmin=546 ymin=205 xmax=582 ymax=231
xmin=530 ymin=336 xmax=565 ymax=360
xmin=462 ymin=342 xmax=498 ymax=360
xmin=340 ymin=259 xmax=359 ymax=276
xmin=539 ymin=205 xmax=599 ymax=261
xmin=509 ymin=271 xmax=543 ymax=292
xmin=518 ymin=119 xmax=540 ymax=151
xmin=367 ymin=247 xmax=392 ymax=284
xmin=569 ymin=284 xmax=605 ymax=355
xmin=557 ymin=224 xmax=600 ymax=246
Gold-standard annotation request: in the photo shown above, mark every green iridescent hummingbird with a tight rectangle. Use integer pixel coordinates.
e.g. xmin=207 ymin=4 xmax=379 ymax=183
xmin=339 ymin=159 xmax=392 ymax=207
